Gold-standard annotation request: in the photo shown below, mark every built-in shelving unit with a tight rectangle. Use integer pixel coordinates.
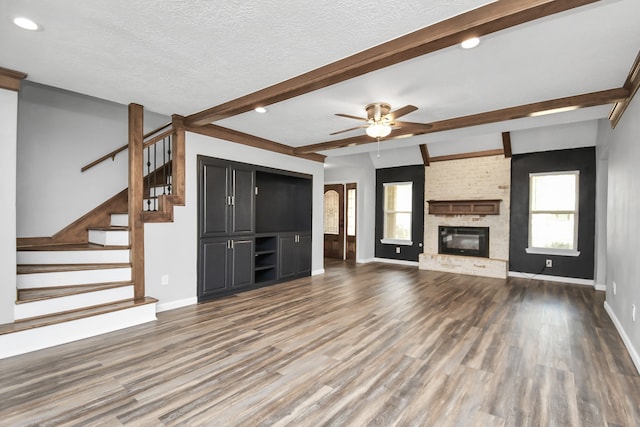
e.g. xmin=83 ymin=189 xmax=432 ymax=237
xmin=198 ymin=156 xmax=313 ymax=302
xmin=427 ymin=199 xmax=501 ymax=215
xmin=255 ymin=235 xmax=277 ymax=284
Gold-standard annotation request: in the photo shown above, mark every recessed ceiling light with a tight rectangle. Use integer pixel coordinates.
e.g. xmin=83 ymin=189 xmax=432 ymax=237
xmin=254 ymin=107 xmax=267 ymax=113
xmin=461 ymin=37 xmax=480 ymax=49
xmin=14 ymin=17 xmax=39 ymax=31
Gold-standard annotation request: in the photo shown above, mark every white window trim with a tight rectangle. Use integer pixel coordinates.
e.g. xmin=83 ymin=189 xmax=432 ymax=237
xmin=528 ymin=170 xmax=580 ymax=253
xmin=383 ymin=181 xmax=413 ymax=242
xmin=380 ymin=238 xmax=413 ymax=246
xmin=525 ymin=247 xmax=580 ymax=257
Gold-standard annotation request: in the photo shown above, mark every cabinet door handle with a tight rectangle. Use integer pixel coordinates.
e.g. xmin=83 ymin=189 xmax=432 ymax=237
xmin=231 ymin=240 xmax=234 ymax=249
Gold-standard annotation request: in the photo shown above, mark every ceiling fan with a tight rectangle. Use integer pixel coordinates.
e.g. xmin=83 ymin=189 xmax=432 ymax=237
xmin=331 ymin=102 xmax=428 ymax=138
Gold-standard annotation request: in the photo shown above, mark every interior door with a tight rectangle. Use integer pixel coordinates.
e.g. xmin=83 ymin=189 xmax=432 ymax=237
xmin=345 ymin=183 xmax=357 ymax=261
xmin=324 ymin=184 xmax=344 ymax=259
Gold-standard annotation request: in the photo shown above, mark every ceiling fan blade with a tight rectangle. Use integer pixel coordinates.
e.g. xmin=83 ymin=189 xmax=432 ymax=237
xmin=335 ymin=113 xmax=368 ymax=121
xmin=389 ymin=105 xmax=418 ymax=120
xmin=330 ymin=125 xmax=368 ymax=135
xmin=394 ymin=120 xmax=432 ymax=129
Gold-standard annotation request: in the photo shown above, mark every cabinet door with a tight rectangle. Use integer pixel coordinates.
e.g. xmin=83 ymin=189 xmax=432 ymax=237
xmin=201 ymin=163 xmax=230 ymax=237
xmin=231 ymin=239 xmax=254 ymax=289
xmin=199 ymin=238 xmax=229 ymax=297
xmin=297 ymin=234 xmax=312 ymax=276
xmin=231 ymin=167 xmax=255 ymax=234
xmin=278 ymin=234 xmax=297 ymax=280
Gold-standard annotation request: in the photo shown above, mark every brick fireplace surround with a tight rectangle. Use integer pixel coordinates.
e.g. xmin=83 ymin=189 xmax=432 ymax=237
xmin=419 ymin=155 xmax=511 ymax=279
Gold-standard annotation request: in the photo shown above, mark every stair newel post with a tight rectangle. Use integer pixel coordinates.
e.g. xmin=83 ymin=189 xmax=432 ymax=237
xmin=128 ymin=103 xmax=145 ymax=300
xmin=171 ymin=114 xmax=186 ymax=204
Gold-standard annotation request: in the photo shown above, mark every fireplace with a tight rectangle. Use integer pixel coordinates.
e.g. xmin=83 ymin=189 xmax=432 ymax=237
xmin=438 ymin=226 xmax=489 ymax=258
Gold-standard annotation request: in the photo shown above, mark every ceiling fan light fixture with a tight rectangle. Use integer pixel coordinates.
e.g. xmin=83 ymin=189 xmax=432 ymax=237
xmin=366 ymin=122 xmax=392 ymax=138
xmin=461 ymin=37 xmax=480 ymax=49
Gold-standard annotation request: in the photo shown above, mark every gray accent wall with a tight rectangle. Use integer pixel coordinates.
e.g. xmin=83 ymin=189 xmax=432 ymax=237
xmin=601 ymin=94 xmax=640 ymax=370
xmin=17 ymin=82 xmax=168 ymax=237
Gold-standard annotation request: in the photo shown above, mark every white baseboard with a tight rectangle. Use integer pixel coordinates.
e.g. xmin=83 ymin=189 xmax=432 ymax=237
xmin=508 ymin=271 xmax=594 ymax=287
xmin=312 ymin=268 xmax=325 ymax=276
xmin=372 ymin=257 xmax=419 ymax=267
xmin=156 ymin=297 xmax=197 ymax=313
xmin=594 ymin=283 xmax=607 ymax=292
xmin=357 ymin=258 xmax=374 ymax=264
xmin=604 ymin=301 xmax=640 ymax=375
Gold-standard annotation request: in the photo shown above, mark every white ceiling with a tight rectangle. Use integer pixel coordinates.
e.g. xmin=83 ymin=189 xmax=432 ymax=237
xmin=2 ymin=0 xmax=639 ymax=161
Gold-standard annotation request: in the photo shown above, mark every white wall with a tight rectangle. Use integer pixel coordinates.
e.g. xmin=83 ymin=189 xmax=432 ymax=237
xmin=144 ymin=132 xmax=325 ymax=307
xmin=0 ymin=88 xmax=18 ymax=324
xmin=602 ymin=95 xmax=640 ymax=371
xmin=594 ymin=119 xmax=613 ymax=289
xmin=324 ymin=153 xmax=376 ymax=262
xmin=17 ymin=82 xmax=167 ymax=237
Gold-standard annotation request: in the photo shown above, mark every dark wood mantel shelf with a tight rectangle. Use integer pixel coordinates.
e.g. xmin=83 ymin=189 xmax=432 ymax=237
xmin=427 ymin=199 xmax=501 ymax=215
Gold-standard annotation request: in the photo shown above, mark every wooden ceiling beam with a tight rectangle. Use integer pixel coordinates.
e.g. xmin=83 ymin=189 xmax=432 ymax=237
xmin=430 ymin=149 xmax=505 ymax=163
xmin=185 ymin=0 xmax=601 ymax=126
xmin=0 ymin=67 xmax=27 ymax=92
xmin=419 ymin=144 xmax=430 ymax=166
xmin=502 ymin=132 xmax=513 ymax=158
xmin=609 ymin=50 xmax=640 ymax=128
xmin=184 ymin=123 xmax=326 ymax=163
xmin=294 ymin=88 xmax=628 ymax=154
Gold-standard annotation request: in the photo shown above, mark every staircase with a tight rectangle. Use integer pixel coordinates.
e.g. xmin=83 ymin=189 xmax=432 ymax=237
xmin=1 ymin=107 xmax=185 ymax=359
xmin=1 ymin=211 xmax=158 ymax=359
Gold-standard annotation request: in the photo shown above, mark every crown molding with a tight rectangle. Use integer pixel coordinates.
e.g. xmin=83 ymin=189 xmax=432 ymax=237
xmin=184 ymin=123 xmax=325 ymax=163
xmin=609 ymin=50 xmax=640 ymax=128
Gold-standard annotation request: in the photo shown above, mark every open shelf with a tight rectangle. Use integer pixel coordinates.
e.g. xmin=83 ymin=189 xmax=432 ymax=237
xmin=255 ymin=236 xmax=277 ymax=283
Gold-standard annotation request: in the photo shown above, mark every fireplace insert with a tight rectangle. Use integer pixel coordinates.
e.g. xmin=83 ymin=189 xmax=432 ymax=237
xmin=438 ymin=226 xmax=489 ymax=258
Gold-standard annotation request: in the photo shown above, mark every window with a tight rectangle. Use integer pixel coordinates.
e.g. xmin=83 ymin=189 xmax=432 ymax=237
xmin=346 ymin=188 xmax=356 ymax=236
xmin=527 ymin=171 xmax=580 ymax=256
xmin=382 ymin=182 xmax=413 ymax=244
xmin=324 ymin=190 xmax=340 ymax=235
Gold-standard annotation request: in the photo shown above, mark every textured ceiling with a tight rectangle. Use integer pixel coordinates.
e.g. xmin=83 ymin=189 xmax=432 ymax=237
xmin=1 ymin=0 xmax=639 ymax=160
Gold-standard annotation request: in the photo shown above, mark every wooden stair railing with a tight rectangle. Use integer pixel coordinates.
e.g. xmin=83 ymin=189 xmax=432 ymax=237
xmin=128 ymin=105 xmax=185 ymax=299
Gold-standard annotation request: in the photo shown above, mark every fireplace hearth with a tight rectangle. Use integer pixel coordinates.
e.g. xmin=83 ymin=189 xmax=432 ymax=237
xmin=438 ymin=226 xmax=489 ymax=258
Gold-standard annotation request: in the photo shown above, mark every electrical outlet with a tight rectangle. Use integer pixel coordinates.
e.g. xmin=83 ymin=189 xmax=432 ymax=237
xmin=395 ymin=247 xmax=401 ymax=254
xmin=633 ymin=304 xmax=636 ymax=322
xmin=545 ymin=259 xmax=552 ymax=268
xmin=161 ymin=274 xmax=169 ymax=286
xmin=613 ymin=281 xmax=617 ymax=295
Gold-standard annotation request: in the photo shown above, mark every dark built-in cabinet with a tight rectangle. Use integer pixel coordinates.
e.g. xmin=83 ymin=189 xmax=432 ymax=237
xmin=278 ymin=233 xmax=312 ymax=280
xmin=198 ymin=156 xmax=313 ymax=302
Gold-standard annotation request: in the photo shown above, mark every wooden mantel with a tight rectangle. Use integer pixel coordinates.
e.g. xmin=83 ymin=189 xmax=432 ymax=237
xmin=427 ymin=199 xmax=501 ymax=215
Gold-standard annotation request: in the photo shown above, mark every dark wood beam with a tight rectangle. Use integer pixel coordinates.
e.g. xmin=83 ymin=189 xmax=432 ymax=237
xmin=0 ymin=67 xmax=27 ymax=92
xmin=184 ymin=123 xmax=325 ymax=163
xmin=419 ymin=144 xmax=430 ymax=166
xmin=185 ymin=0 xmax=601 ymax=126
xmin=430 ymin=149 xmax=505 ymax=163
xmin=294 ymin=88 xmax=628 ymax=154
xmin=610 ymin=50 xmax=640 ymax=128
xmin=502 ymin=132 xmax=513 ymax=158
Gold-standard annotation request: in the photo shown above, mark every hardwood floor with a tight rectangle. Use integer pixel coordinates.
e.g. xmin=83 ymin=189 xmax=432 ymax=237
xmin=1 ymin=261 xmax=639 ymax=426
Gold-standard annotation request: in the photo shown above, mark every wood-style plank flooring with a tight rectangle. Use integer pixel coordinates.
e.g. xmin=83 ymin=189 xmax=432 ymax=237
xmin=1 ymin=261 xmax=639 ymax=426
